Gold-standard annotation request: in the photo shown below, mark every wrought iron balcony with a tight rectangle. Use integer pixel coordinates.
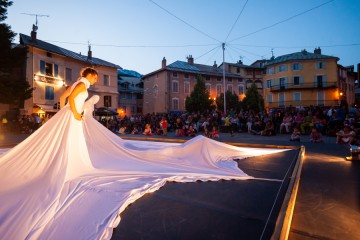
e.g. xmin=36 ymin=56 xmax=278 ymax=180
xmin=269 ymin=81 xmax=338 ymax=92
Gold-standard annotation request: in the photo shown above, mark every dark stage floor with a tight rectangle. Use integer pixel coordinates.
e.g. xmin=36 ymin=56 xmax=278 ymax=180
xmin=111 ymin=148 xmax=301 ymax=240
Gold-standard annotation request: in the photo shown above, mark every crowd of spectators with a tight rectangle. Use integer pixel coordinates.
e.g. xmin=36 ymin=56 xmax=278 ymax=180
xmin=2 ymin=103 xmax=360 ymax=145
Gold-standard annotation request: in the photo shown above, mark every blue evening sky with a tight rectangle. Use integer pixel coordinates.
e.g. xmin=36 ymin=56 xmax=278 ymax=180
xmin=5 ymin=0 xmax=360 ymax=74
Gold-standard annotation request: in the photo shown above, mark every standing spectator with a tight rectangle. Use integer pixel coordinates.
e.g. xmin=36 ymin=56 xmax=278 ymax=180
xmin=1 ymin=117 xmax=8 ymax=132
xmin=160 ymin=116 xmax=168 ymax=136
xmin=309 ymin=127 xmax=323 ymax=143
xmin=175 ymin=117 xmax=183 ymax=136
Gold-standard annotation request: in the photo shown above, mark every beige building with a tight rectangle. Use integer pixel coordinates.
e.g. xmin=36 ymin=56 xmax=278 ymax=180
xmin=19 ymin=31 xmax=120 ymax=117
xmin=263 ymin=48 xmax=347 ymax=110
xmin=220 ymin=60 xmax=266 ymax=100
xmin=142 ymin=56 xmax=243 ymax=114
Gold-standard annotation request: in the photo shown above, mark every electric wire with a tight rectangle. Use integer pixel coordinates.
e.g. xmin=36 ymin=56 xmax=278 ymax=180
xmin=224 ymin=0 xmax=249 ymax=42
xmin=195 ymin=44 xmax=221 ymax=61
xmin=148 ymin=0 xmax=221 ymax=43
xmin=229 ymin=0 xmax=335 ymax=43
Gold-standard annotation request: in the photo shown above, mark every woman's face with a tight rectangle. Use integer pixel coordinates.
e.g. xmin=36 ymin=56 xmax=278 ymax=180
xmin=87 ymin=74 xmax=98 ymax=85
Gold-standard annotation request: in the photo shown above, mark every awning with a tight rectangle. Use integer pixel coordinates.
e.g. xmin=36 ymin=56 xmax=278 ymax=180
xmin=35 ymin=104 xmax=59 ymax=112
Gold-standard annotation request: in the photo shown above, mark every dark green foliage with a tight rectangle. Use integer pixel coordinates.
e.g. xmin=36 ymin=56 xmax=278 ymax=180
xmin=216 ymin=90 xmax=240 ymax=112
xmin=0 ymin=0 xmax=33 ymax=106
xmin=185 ymin=75 xmax=215 ymax=113
xmin=241 ymin=82 xmax=264 ymax=113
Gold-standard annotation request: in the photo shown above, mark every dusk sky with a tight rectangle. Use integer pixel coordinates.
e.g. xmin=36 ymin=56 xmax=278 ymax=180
xmin=5 ymin=0 xmax=360 ymax=74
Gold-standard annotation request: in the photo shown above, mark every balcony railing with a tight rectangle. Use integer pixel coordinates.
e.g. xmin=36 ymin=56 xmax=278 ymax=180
xmin=34 ymin=74 xmax=64 ymax=86
xmin=269 ymin=81 xmax=337 ymax=92
xmin=266 ymin=99 xmax=340 ymax=109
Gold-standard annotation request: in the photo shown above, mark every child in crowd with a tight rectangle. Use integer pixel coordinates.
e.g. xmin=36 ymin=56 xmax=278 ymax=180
xmin=290 ymin=126 xmax=301 ymax=142
xmin=118 ymin=125 xmax=127 ymax=134
xmin=187 ymin=125 xmax=196 ymax=137
xmin=309 ymin=127 xmax=323 ymax=143
xmin=210 ymin=126 xmax=219 ymax=139
xmin=143 ymin=123 xmax=153 ymax=136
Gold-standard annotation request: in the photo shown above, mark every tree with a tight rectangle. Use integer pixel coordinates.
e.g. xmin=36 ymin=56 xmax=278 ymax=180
xmin=0 ymin=0 xmax=33 ymax=107
xmin=216 ymin=90 xmax=240 ymax=112
xmin=241 ymin=82 xmax=264 ymax=113
xmin=185 ymin=75 xmax=215 ymax=113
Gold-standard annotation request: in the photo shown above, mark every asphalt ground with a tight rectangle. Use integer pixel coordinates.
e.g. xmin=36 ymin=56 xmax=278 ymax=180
xmin=1 ymin=131 xmax=359 ymax=239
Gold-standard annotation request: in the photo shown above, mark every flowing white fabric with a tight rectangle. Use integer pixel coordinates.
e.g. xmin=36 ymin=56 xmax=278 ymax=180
xmin=0 ymin=79 xmax=286 ymax=240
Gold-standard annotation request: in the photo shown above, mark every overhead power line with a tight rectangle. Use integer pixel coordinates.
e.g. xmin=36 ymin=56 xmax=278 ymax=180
xmin=148 ymin=0 xmax=221 ymax=43
xmin=224 ymin=0 xmax=249 ymax=42
xmin=229 ymin=0 xmax=335 ymax=43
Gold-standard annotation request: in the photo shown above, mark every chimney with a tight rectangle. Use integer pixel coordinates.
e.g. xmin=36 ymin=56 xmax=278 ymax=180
xmin=314 ymin=47 xmax=321 ymax=55
xmin=213 ymin=61 xmax=217 ymax=68
xmin=87 ymin=44 xmax=92 ymax=60
xmin=187 ymin=55 xmax=194 ymax=64
xmin=162 ymin=57 xmax=166 ymax=68
xmin=31 ymin=24 xmax=38 ymax=42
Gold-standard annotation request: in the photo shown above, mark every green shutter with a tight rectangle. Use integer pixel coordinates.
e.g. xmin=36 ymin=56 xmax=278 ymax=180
xmin=299 ymin=76 xmax=303 ymax=85
xmin=323 ymin=75 xmax=327 ymax=87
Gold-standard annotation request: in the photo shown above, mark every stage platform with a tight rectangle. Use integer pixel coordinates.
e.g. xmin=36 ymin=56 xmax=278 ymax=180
xmin=111 ymin=140 xmax=304 ymax=240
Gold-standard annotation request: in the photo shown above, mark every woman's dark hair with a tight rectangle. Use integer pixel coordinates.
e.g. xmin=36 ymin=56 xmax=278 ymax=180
xmin=80 ymin=67 xmax=98 ymax=78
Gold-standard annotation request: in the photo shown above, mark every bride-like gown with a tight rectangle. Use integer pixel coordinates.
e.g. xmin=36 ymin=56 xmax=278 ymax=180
xmin=0 ymin=78 xmax=285 ymax=239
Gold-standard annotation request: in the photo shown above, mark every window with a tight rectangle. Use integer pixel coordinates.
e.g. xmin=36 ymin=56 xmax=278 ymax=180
xmin=292 ymin=63 xmax=302 ymax=70
xmin=40 ymin=60 xmax=58 ymax=77
xmin=238 ymin=85 xmax=244 ymax=95
xmin=255 ymin=80 xmax=262 ymax=89
xmin=172 ymin=80 xmax=179 ymax=92
xmin=293 ymin=92 xmax=301 ymax=102
xmin=278 ymin=64 xmax=287 ymax=72
xmin=246 ymin=80 xmax=252 ymax=88
xmin=217 ymin=77 xmax=222 ymax=82
xmin=205 ymin=83 xmax=211 ymax=93
xmin=172 ymin=72 xmax=178 ymax=77
xmin=184 ymin=82 xmax=190 ymax=93
xmin=228 ymin=78 xmax=232 ymax=82
xmin=266 ymin=94 xmax=273 ymax=103
xmin=205 ymin=75 xmax=210 ymax=81
xmin=266 ymin=79 xmax=273 ymax=88
xmin=65 ymin=68 xmax=72 ymax=82
xmin=184 ymin=73 xmax=189 ymax=79
xmin=227 ymin=85 xmax=233 ymax=93
xmin=104 ymin=75 xmax=110 ymax=86
xmin=267 ymin=67 xmax=274 ymax=74
xmin=216 ymin=84 xmax=222 ymax=95
xmin=279 ymin=77 xmax=286 ymax=89
xmin=126 ymin=93 xmax=132 ymax=99
xmin=236 ymin=67 xmax=240 ymax=73
xmin=45 ymin=86 xmax=54 ymax=100
xmin=122 ymin=106 xmax=127 ymax=113
xmin=131 ymin=105 xmax=136 ymax=114
xmin=317 ymin=91 xmax=325 ymax=106
xmin=238 ymin=78 xmax=243 ymax=82
xmin=172 ymin=98 xmax=179 ymax=110
xmin=293 ymin=76 xmax=300 ymax=85
xmin=316 ymin=62 xmax=326 ymax=69
xmin=104 ymin=95 xmax=112 ymax=107
xmin=316 ymin=75 xmax=325 ymax=88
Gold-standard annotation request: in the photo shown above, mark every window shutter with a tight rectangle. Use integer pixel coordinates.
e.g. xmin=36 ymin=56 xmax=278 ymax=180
xmin=291 ymin=76 xmax=294 ymax=85
xmin=314 ymin=76 xmax=317 ymax=87
xmin=54 ymin=64 xmax=58 ymax=77
xmin=323 ymin=75 xmax=327 ymax=87
xmin=40 ymin=60 xmax=45 ymax=74
xmin=299 ymin=77 xmax=303 ymax=85
xmin=284 ymin=77 xmax=288 ymax=88
xmin=299 ymin=63 xmax=303 ymax=70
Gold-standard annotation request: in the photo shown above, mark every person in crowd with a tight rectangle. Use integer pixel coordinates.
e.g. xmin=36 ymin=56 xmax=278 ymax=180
xmin=143 ymin=123 xmax=153 ymax=136
xmin=336 ymin=125 xmax=356 ymax=144
xmin=300 ymin=111 xmax=314 ymax=134
xmin=279 ymin=112 xmax=293 ymax=134
xmin=261 ymin=120 xmax=276 ymax=136
xmin=309 ymin=127 xmax=323 ymax=143
xmin=160 ymin=116 xmax=168 ymax=136
xmin=290 ymin=126 xmax=301 ymax=142
xmin=175 ymin=117 xmax=183 ymax=136
xmin=187 ymin=125 xmax=196 ymax=137
xmin=210 ymin=126 xmax=219 ymax=139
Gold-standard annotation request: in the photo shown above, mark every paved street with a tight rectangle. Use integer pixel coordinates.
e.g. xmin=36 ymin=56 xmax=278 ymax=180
xmin=1 ymin=130 xmax=359 ymax=239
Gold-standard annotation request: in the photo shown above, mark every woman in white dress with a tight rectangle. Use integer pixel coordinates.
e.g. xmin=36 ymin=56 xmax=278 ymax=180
xmin=0 ymin=67 xmax=283 ymax=240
